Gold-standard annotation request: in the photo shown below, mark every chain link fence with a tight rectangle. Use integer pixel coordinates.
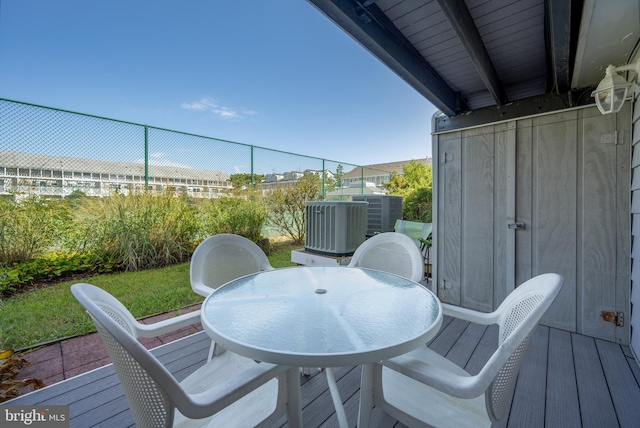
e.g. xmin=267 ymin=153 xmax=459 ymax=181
xmin=0 ymin=98 xmax=395 ymax=200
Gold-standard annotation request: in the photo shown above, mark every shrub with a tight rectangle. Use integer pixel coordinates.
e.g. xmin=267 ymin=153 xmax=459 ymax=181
xmin=266 ymin=175 xmax=320 ymax=245
xmin=69 ymin=192 xmax=199 ymax=271
xmin=199 ymin=196 xmax=267 ymax=242
xmin=0 ymin=251 xmax=118 ymax=296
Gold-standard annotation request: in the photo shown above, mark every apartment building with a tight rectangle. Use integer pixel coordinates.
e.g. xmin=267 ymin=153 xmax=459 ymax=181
xmin=0 ymin=150 xmax=232 ymax=199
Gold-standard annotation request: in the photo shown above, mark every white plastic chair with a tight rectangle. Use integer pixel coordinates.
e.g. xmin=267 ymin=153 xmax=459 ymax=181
xmin=71 ymin=283 xmax=302 ymax=428
xmin=348 ymin=232 xmax=424 ymax=283
xmin=190 ymin=234 xmax=273 ymax=297
xmin=358 ymin=273 xmax=564 ymax=428
xmin=69 ymin=282 xmax=201 ymax=339
xmin=314 ymin=232 xmax=425 ymax=427
xmin=190 ymin=234 xmax=274 ymax=360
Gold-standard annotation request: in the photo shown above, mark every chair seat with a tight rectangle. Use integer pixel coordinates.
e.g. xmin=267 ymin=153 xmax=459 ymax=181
xmin=380 ymin=347 xmax=491 ymax=428
xmin=174 ymin=351 xmax=279 ymax=427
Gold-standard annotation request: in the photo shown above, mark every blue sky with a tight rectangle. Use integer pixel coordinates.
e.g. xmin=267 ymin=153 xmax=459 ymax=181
xmin=0 ymin=0 xmax=438 ymax=167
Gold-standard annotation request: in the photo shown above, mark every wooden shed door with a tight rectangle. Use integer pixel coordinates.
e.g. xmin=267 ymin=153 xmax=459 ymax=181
xmin=435 ymin=122 xmax=516 ymax=313
xmin=434 ymin=106 xmax=630 ymax=343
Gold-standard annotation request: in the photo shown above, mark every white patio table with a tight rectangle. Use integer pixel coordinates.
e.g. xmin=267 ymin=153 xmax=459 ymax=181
xmin=200 ymin=266 xmax=442 ymax=427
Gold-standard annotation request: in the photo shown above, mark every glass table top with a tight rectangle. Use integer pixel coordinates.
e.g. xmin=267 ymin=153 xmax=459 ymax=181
xmin=201 ymin=266 xmax=442 ymax=367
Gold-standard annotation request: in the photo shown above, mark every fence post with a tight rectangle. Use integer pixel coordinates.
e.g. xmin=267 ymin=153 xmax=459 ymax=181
xmin=144 ymin=125 xmax=149 ymax=190
xmin=250 ymin=145 xmax=255 ymax=188
xmin=322 ymin=159 xmax=326 ymax=199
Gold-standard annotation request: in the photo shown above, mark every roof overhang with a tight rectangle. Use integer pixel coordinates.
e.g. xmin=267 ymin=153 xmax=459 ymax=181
xmin=308 ymin=0 xmax=640 ymax=130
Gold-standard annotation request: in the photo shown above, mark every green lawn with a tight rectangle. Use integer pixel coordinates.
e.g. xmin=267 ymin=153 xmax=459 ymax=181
xmin=0 ymin=240 xmax=301 ymax=350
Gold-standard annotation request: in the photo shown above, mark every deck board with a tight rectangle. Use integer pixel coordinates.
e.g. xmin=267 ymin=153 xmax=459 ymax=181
xmin=5 ymin=323 xmax=639 ymax=427
xmin=445 ymin=321 xmax=488 ymax=368
xmin=465 ymin=324 xmax=498 ymax=375
xmin=572 ymin=333 xmax=618 ymax=427
xmin=545 ymin=328 xmax=581 ymax=428
xmin=428 ymin=316 xmax=468 ymax=356
xmin=507 ymin=326 xmax=549 ymax=428
xmin=596 ymin=339 xmax=640 ymax=427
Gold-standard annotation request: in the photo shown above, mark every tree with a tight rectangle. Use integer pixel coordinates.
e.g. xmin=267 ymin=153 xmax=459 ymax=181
xmin=383 ymin=161 xmax=433 ymax=222
xmin=383 ymin=161 xmax=432 ymax=195
xmin=403 ymin=187 xmax=432 ymax=223
xmin=266 ymin=174 xmax=320 ymax=245
xmin=322 ymin=171 xmax=337 ymax=194
xmin=229 ymin=173 xmax=265 ymax=189
xmin=335 ymin=164 xmax=344 ymax=188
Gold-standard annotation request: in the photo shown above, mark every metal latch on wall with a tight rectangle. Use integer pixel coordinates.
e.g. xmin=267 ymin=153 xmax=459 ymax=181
xmin=601 ymin=311 xmax=624 ymax=327
xmin=507 ymin=222 xmax=525 ymax=230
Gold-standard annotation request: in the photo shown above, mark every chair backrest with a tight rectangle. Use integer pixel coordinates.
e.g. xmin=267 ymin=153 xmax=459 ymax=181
xmin=190 ymin=234 xmax=274 ymax=297
xmin=347 ymin=232 xmax=424 ymax=282
xmin=72 ymin=282 xmax=141 ymax=337
xmin=483 ymin=273 xmax=563 ymax=423
xmin=71 ymin=283 xmax=189 ymax=428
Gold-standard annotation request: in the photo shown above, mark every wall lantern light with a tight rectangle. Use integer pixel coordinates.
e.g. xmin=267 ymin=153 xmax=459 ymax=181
xmin=591 ymin=60 xmax=640 ymax=115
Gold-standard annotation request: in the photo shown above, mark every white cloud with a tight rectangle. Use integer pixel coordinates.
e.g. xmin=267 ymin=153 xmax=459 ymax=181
xmin=214 ymin=106 xmax=240 ymax=120
xmin=181 ymin=97 xmax=218 ymax=111
xmin=181 ymin=96 xmax=255 ymax=121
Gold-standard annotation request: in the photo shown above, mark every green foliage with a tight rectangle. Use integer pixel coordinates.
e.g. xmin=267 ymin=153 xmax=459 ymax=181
xmin=0 ymin=251 xmax=118 ymax=296
xmin=0 ymin=196 xmax=72 ymax=265
xmin=322 ymin=172 xmax=337 ymax=194
xmin=267 ymin=240 xmax=302 ymax=268
xmin=335 ymin=164 xmax=344 ymax=188
xmin=383 ymin=161 xmax=432 ymax=196
xmin=0 ymin=240 xmax=301 ymax=350
xmin=0 ymin=190 xmax=293 ymax=294
xmin=402 ymin=187 xmax=433 ymax=223
xmin=383 ymin=161 xmax=433 ymax=222
xmin=266 ymin=175 xmax=320 ymax=245
xmin=66 ymin=189 xmax=87 ymax=200
xmin=200 ymin=196 xmax=267 ymax=241
xmin=229 ymin=173 xmax=265 ymax=189
xmin=68 ymin=192 xmax=199 ymax=271
xmin=0 ymin=262 xmax=198 ymax=350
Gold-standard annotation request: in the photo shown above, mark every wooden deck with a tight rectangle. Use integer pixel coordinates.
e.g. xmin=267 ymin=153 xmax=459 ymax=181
xmin=6 ymin=315 xmax=640 ymax=427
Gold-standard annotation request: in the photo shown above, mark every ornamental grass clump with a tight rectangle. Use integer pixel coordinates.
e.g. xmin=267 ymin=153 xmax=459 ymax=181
xmin=70 ymin=192 xmax=199 ymax=271
xmin=200 ymin=196 xmax=267 ymax=242
xmin=0 ymin=196 xmax=72 ymax=266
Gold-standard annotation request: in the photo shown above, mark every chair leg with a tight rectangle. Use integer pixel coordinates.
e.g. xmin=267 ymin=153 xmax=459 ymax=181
xmin=358 ymin=363 xmax=374 ymax=428
xmin=326 ymin=368 xmax=349 ymax=428
xmin=286 ymin=367 xmax=303 ymax=427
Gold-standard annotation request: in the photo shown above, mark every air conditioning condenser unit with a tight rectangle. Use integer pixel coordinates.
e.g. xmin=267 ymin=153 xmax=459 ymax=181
xmin=304 ymin=201 xmax=368 ymax=256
